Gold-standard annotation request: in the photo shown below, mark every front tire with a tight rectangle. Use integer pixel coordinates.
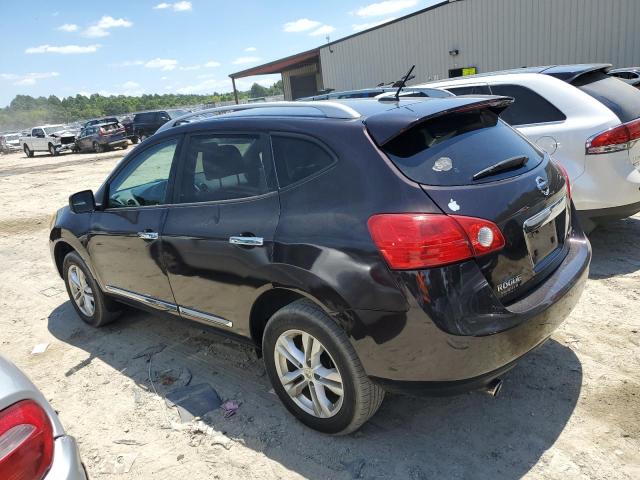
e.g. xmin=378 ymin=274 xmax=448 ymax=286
xmin=62 ymin=251 xmax=120 ymax=327
xmin=263 ymin=299 xmax=384 ymax=435
xmin=24 ymin=145 xmax=34 ymax=158
xmin=48 ymin=143 xmax=58 ymax=156
xmin=93 ymin=142 xmax=104 ymax=153
xmin=130 ymin=136 xmax=139 ymax=144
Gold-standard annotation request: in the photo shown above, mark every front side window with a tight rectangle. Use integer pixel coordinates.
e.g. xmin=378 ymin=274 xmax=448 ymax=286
xmin=271 ymin=135 xmax=335 ymax=188
xmin=108 ymin=139 xmax=178 ymax=208
xmin=177 ymin=134 xmax=270 ymax=203
xmin=489 ymin=84 xmax=567 ymax=126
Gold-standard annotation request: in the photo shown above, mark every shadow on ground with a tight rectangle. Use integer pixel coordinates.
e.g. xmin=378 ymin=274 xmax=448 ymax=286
xmin=588 ymin=216 xmax=640 ymax=279
xmin=49 ymin=299 xmax=582 ymax=480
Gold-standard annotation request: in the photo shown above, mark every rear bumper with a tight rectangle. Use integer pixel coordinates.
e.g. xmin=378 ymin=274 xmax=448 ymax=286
xmin=45 ymin=435 xmax=87 ymax=480
xmin=350 ymin=226 xmax=591 ymax=387
xmin=107 ymin=139 xmax=128 ymax=148
xmin=578 ymin=200 xmax=640 ymax=228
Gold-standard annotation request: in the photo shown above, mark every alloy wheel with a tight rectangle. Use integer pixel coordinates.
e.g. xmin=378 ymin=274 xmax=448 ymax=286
xmin=68 ymin=265 xmax=95 ymax=317
xmin=274 ymin=329 xmax=344 ymax=418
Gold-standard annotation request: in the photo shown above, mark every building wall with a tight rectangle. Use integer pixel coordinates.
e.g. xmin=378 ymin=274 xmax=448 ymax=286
xmin=319 ymin=0 xmax=640 ymax=90
xmin=282 ymin=63 xmax=323 ymax=100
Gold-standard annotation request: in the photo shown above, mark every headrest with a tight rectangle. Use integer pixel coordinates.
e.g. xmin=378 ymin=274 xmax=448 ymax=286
xmin=202 ymin=144 xmax=244 ymax=180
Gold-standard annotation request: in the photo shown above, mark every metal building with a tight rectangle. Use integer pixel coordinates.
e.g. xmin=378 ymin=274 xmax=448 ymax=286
xmin=230 ymin=0 xmax=640 ymax=101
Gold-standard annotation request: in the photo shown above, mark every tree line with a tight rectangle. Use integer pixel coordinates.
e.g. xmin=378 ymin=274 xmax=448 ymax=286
xmin=0 ymin=81 xmax=283 ymax=131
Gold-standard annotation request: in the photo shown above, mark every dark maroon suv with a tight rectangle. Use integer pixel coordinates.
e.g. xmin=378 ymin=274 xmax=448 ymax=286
xmin=49 ymin=97 xmax=590 ymax=434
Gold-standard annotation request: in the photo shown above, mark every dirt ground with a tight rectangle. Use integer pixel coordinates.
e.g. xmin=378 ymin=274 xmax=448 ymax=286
xmin=0 ymin=148 xmax=638 ymax=480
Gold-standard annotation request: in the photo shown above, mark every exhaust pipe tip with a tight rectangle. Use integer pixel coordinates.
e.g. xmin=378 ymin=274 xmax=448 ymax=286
xmin=483 ymin=378 xmax=503 ymax=398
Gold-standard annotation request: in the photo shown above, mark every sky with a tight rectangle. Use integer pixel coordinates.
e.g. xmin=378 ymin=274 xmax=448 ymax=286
xmin=0 ymin=0 xmax=440 ymax=107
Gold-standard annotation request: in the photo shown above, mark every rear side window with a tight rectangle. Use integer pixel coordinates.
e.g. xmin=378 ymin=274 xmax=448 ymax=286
xmin=382 ymin=109 xmax=543 ymax=186
xmin=134 ymin=113 xmax=155 ymax=122
xmin=446 ymin=85 xmax=491 ymax=95
xmin=573 ymin=71 xmax=640 ymax=123
xmin=489 ymin=84 xmax=566 ymax=126
xmin=271 ymin=136 xmax=335 ymax=188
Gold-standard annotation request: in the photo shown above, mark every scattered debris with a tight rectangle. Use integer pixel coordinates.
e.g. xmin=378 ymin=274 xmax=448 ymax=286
xmin=100 ymin=453 xmax=138 ymax=474
xmin=152 ymin=366 xmax=192 ymax=388
xmin=133 ymin=343 xmax=166 ymax=361
xmin=165 ymin=383 xmax=222 ymax=423
xmin=113 ymin=439 xmax=146 ymax=446
xmin=221 ymin=400 xmax=240 ymax=418
xmin=188 ymin=420 xmax=233 ymax=450
xmin=31 ymin=343 xmax=49 ymax=355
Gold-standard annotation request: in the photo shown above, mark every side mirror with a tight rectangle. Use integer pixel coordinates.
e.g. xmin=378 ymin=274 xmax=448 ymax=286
xmin=69 ymin=190 xmax=96 ymax=214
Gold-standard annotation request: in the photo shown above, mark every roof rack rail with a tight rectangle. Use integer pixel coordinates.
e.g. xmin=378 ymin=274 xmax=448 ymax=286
xmin=157 ymin=101 xmax=361 ymax=133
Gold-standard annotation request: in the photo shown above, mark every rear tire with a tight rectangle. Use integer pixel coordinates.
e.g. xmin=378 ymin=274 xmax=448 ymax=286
xmin=62 ymin=251 xmax=121 ymax=327
xmin=24 ymin=145 xmax=34 ymax=158
xmin=263 ymin=299 xmax=384 ymax=435
xmin=131 ymin=136 xmax=139 ymax=144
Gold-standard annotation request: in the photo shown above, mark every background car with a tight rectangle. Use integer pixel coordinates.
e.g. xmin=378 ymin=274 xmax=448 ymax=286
xmin=421 ymin=64 xmax=640 ymax=232
xmin=131 ymin=109 xmax=190 ymax=142
xmin=82 ymin=117 xmax=119 ymax=129
xmin=75 ymin=121 xmax=128 ymax=153
xmin=0 ymin=132 xmax=21 ymax=154
xmin=0 ymin=355 xmax=86 ymax=479
xmin=51 ymin=97 xmax=589 ymax=434
xmin=609 ymin=67 xmax=640 ymax=87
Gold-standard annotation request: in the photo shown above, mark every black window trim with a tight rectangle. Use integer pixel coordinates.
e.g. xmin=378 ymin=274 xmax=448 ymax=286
xmin=170 ymin=129 xmax=277 ymax=207
xmin=488 ymin=83 xmax=567 ymax=127
xmin=269 ymin=131 xmax=338 ymax=191
xmin=102 ymin=134 xmax=184 ymax=211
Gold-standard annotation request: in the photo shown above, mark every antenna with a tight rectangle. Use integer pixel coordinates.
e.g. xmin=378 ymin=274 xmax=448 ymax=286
xmin=394 ymin=65 xmax=415 ymax=100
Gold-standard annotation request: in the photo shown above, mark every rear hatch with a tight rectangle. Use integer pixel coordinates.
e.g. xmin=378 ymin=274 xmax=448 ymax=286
xmin=366 ymin=98 xmax=571 ymax=302
xmin=100 ymin=122 xmax=126 ymax=142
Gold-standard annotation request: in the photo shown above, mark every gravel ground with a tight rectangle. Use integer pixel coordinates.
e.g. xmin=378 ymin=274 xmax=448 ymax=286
xmin=0 ymin=148 xmax=638 ymax=479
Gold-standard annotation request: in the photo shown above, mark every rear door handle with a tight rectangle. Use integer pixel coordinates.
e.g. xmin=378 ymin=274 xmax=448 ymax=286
xmin=229 ymin=236 xmax=263 ymax=247
xmin=138 ymin=230 xmax=159 ymax=241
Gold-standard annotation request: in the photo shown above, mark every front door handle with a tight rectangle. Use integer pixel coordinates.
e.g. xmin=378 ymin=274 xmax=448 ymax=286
xmin=229 ymin=236 xmax=263 ymax=247
xmin=138 ymin=230 xmax=159 ymax=241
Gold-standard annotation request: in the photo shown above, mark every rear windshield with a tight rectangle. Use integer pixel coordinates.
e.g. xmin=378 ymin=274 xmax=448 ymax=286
xmin=573 ymin=72 xmax=640 ymax=123
xmin=382 ymin=109 xmax=543 ymax=186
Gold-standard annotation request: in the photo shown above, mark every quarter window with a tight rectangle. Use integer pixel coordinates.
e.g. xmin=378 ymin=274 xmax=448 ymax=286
xmin=177 ymin=134 xmax=270 ymax=203
xmin=108 ymin=139 xmax=178 ymax=208
xmin=489 ymin=84 xmax=567 ymax=126
xmin=271 ymin=136 xmax=335 ymax=188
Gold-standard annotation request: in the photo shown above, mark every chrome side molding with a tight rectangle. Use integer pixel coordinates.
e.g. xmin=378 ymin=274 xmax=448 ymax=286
xmin=104 ymin=286 xmax=178 ymax=313
xmin=105 ymin=286 xmax=233 ymax=328
xmin=178 ymin=306 xmax=233 ymax=327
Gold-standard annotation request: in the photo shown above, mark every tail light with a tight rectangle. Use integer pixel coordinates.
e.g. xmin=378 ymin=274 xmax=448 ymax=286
xmin=367 ymin=214 xmax=505 ymax=270
xmin=98 ymin=127 xmax=105 ymax=136
xmin=586 ymin=118 xmax=640 ymax=154
xmin=0 ymin=400 xmax=54 ymax=480
xmin=553 ymin=161 xmax=572 ymax=200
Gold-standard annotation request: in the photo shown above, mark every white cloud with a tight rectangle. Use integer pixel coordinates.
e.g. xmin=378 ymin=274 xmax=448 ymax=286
xmin=309 ymin=25 xmax=335 ymax=36
xmin=0 ymin=72 xmax=60 ymax=86
xmin=283 ymin=18 xmax=321 ymax=33
xmin=204 ymin=60 xmax=221 ymax=68
xmin=57 ymin=23 xmax=78 ymax=32
xmin=154 ymin=1 xmax=192 ymax=11
xmin=352 ymin=17 xmax=396 ymax=31
xmin=175 ymin=78 xmax=231 ymax=94
xmin=232 ymin=56 xmax=262 ymax=65
xmin=145 ymin=58 xmax=178 ymax=70
xmin=111 ymin=60 xmax=145 ymax=67
xmin=180 ymin=65 xmax=201 ymax=71
xmin=120 ymin=80 xmax=144 ymax=95
xmin=84 ymin=16 xmax=133 ymax=38
xmin=355 ymin=0 xmax=419 ymax=17
xmin=244 ymin=47 xmax=257 ymax=52
xmin=25 ymin=44 xmax=101 ymax=54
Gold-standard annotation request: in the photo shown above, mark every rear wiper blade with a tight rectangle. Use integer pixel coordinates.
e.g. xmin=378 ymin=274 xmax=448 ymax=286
xmin=472 ymin=155 xmax=528 ymax=181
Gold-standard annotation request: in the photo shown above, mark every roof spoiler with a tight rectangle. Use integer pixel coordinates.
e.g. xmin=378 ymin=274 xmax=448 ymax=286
xmin=541 ymin=63 xmax=612 ymax=83
xmin=364 ymin=96 xmax=514 ymax=146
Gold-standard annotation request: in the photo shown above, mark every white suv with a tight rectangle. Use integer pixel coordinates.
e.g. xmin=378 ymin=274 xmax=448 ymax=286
xmin=419 ymin=64 xmax=640 ymax=232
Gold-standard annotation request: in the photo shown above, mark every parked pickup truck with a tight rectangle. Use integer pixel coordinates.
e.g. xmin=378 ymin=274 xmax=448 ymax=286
xmin=20 ymin=125 xmax=77 ymax=157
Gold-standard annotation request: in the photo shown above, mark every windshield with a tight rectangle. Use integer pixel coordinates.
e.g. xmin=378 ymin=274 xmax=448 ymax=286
xmin=43 ymin=125 xmax=65 ymax=135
